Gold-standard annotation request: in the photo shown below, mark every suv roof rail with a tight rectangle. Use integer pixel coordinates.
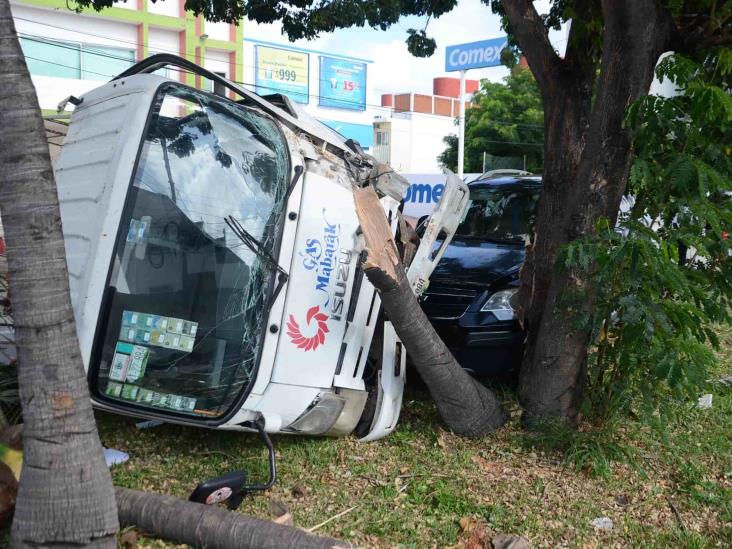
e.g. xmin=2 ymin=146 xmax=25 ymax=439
xmin=477 ymin=169 xmax=534 ymax=180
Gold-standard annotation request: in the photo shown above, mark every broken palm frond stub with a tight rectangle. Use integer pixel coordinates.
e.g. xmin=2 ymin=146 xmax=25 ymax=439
xmin=353 ymin=184 xmax=507 ymax=437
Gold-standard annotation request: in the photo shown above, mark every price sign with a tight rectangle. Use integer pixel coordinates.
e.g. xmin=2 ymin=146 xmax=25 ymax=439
xmin=318 ymin=56 xmax=367 ymax=111
xmin=255 ymin=46 xmax=309 ymax=104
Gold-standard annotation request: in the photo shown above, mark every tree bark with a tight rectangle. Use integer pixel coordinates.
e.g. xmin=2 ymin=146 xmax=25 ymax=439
xmin=509 ymin=0 xmax=675 ymax=422
xmin=0 ymin=2 xmax=119 ymax=545
xmin=353 ymin=185 xmax=507 ymax=436
xmin=115 ymin=488 xmax=348 ymax=548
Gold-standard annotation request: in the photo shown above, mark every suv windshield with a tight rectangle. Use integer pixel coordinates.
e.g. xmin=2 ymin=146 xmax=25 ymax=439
xmin=93 ymin=83 xmax=290 ymax=419
xmin=455 ymin=186 xmax=540 ymax=244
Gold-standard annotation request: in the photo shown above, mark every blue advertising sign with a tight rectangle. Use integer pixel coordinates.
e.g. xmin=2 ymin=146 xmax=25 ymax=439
xmin=445 ymin=37 xmax=508 ymax=72
xmin=319 ymin=119 xmax=374 ymax=148
xmin=319 ymin=56 xmax=367 ymax=111
xmin=255 ymin=45 xmax=309 ymax=104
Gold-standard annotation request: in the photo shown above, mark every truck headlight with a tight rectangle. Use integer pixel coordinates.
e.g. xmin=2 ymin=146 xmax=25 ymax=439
xmin=480 ymin=288 xmax=518 ymax=320
xmin=285 ymin=393 xmax=346 ymax=435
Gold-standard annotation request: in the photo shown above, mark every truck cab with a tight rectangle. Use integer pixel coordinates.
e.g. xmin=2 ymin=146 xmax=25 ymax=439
xmin=51 ymin=55 xmax=468 ymax=441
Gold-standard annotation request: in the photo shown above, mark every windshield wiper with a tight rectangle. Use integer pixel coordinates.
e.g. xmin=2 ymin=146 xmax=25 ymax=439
xmin=225 ymin=216 xmax=288 ymax=307
xmin=281 ymin=165 xmax=304 ymax=210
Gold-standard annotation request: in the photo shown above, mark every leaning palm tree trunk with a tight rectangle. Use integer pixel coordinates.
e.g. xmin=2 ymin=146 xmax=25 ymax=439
xmin=353 ymin=186 xmax=507 ymax=436
xmin=116 ymin=488 xmax=348 ymax=548
xmin=0 ymin=2 xmax=119 ymax=545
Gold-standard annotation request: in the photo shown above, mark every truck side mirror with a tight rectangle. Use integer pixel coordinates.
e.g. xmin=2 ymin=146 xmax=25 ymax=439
xmin=189 ymin=470 xmax=247 ymax=509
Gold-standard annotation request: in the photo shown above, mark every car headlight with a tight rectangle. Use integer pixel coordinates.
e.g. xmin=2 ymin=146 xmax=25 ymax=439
xmin=480 ymin=288 xmax=518 ymax=320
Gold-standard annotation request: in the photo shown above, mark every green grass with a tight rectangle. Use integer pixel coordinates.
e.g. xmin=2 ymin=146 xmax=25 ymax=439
xmin=94 ymin=327 xmax=732 ymax=546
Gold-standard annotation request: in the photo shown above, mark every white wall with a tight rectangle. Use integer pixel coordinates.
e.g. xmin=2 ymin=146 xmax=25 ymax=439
xmin=383 ymin=112 xmax=455 ymax=173
xmin=204 ymin=21 xmax=230 ymax=42
xmin=148 ymin=27 xmax=178 ymax=56
xmin=650 ymin=52 xmax=680 ymax=98
xmin=147 ymin=0 xmax=179 ymax=18
xmin=113 ymin=0 xmax=136 ymax=10
xmin=12 ymin=4 xmax=138 ymax=49
xmin=204 ymin=48 xmax=230 ymax=75
xmin=11 ymin=3 xmax=139 ymax=110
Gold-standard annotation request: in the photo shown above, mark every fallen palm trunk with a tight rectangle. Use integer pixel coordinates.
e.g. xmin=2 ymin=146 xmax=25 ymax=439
xmin=115 ymin=487 xmax=349 ymax=548
xmin=353 ymin=185 xmax=508 ymax=437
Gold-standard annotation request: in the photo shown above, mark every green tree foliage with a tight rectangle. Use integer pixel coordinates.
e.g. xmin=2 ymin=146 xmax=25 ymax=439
xmin=559 ymin=48 xmax=732 ymax=423
xmin=438 ymin=67 xmax=543 ymax=173
xmin=77 ymin=0 xmax=459 ymax=56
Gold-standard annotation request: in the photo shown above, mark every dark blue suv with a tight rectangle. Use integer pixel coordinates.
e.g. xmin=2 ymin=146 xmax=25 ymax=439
xmin=419 ymin=175 xmax=542 ymax=376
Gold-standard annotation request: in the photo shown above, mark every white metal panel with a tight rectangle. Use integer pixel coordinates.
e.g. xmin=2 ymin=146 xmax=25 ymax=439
xmin=269 ymin=171 xmax=361 ymax=387
xmin=227 ymin=383 xmax=322 ymax=432
xmin=359 ymin=321 xmax=405 ymax=441
xmin=246 ymin=144 xmax=306 ymax=397
xmin=407 ymin=172 xmax=470 ymax=295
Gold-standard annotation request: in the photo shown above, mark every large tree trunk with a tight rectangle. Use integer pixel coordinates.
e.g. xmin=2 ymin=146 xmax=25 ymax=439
xmin=116 ymin=488 xmax=347 ymax=548
xmin=353 ymin=186 xmax=507 ymax=436
xmin=508 ymin=0 xmax=675 ymax=422
xmin=0 ymin=2 xmax=120 ymax=545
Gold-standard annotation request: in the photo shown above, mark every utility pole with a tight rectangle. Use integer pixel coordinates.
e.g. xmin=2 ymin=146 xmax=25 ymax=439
xmin=445 ymin=36 xmax=507 ymax=179
xmin=458 ymin=70 xmax=466 ymax=179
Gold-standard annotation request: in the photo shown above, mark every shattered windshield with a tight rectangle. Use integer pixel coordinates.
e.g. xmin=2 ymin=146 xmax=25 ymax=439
xmin=93 ymin=83 xmax=290 ymax=419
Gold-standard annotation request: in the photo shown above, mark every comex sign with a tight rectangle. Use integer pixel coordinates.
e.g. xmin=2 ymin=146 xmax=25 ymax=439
xmin=445 ymin=35 xmax=507 ymax=179
xmin=445 ymin=36 xmax=507 ymax=72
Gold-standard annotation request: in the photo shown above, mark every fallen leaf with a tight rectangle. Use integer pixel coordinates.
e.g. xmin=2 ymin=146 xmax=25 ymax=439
xmin=465 ymin=521 xmax=492 ymax=549
xmin=271 ymin=499 xmax=289 ymax=518
xmin=615 ymin=494 xmax=630 ymax=507
xmin=119 ymin=528 xmax=139 ymax=548
xmin=272 ymin=512 xmax=293 ymax=526
xmin=291 ymin=484 xmax=307 ymax=499
xmin=492 ymin=533 xmax=530 ymax=549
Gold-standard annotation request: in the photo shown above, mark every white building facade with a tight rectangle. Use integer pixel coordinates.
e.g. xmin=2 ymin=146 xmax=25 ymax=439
xmin=373 ymin=111 xmax=457 ymax=173
xmin=11 ymin=0 xmax=244 ymax=112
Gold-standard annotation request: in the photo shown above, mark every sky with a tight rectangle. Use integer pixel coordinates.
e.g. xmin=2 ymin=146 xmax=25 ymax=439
xmin=245 ymin=0 xmax=568 ymax=96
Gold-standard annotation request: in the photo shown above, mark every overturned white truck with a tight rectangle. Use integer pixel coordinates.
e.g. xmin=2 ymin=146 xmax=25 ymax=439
xmin=52 ymin=54 xmax=468 ymax=445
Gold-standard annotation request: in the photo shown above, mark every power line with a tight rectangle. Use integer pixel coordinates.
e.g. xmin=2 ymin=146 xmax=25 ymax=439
xmin=16 ymin=17 xmax=546 ymax=125
xmin=15 ymin=16 xmax=373 ymax=88
xmin=22 ymin=34 xmax=544 ymax=127
xmin=24 ymin=48 xmax=544 ymax=148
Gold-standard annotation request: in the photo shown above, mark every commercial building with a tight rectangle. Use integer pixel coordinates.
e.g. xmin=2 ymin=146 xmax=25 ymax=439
xmin=10 ymin=1 xmax=379 ymax=151
xmin=372 ymin=76 xmax=479 ymax=173
xmin=242 ymin=39 xmax=376 ymax=150
xmin=10 ymin=0 xmax=243 ymax=112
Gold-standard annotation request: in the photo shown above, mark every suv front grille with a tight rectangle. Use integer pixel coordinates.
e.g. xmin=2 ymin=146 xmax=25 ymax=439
xmin=420 ymin=284 xmax=477 ymax=319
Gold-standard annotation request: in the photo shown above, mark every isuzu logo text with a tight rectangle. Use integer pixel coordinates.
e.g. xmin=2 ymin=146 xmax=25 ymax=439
xmin=299 ymin=209 xmax=352 ymax=321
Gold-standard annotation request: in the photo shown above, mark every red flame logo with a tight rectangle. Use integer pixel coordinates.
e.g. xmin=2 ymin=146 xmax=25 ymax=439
xmin=287 ymin=305 xmax=329 ymax=351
